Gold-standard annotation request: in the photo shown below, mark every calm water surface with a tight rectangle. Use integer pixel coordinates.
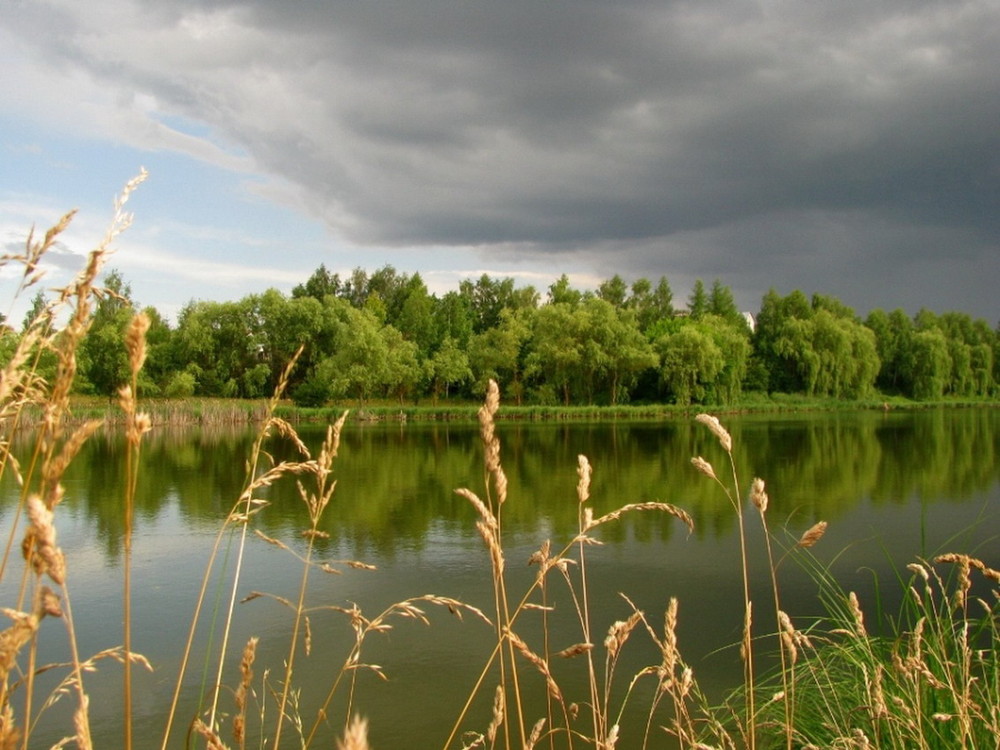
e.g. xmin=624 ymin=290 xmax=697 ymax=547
xmin=2 ymin=409 xmax=999 ymax=748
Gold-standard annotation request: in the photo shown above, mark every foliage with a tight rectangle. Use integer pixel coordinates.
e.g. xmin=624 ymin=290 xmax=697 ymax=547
xmin=10 ymin=249 xmax=996 ymax=408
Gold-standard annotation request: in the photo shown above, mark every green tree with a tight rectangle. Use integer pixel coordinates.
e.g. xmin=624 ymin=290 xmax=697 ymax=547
xmin=394 ymin=273 xmax=437 ymax=355
xmin=81 ymin=269 xmax=135 ymax=397
xmin=425 ymin=336 xmax=471 ymax=401
xmin=596 ymin=274 xmax=628 ymax=308
xmin=579 ymin=297 xmax=656 ymax=404
xmin=708 ymin=279 xmax=740 ymax=322
xmin=526 ymin=303 xmax=583 ymax=404
xmin=291 ymin=263 xmax=341 ymax=301
xmin=687 ymin=279 xmax=708 ymax=319
xmin=139 ymin=305 xmax=173 ymax=395
xmin=627 ymin=276 xmax=674 ymax=332
xmin=910 ymin=329 xmax=951 ymax=400
xmin=468 ymin=308 xmax=531 ymax=403
xmin=21 ymin=290 xmax=48 ymax=332
xmin=655 ymin=325 xmax=723 ymax=405
xmin=460 ymin=274 xmax=516 ymax=334
xmin=171 ymin=298 xmax=261 ymax=397
xmin=547 ymin=274 xmax=583 ymax=307
xmin=434 ymin=291 xmax=475 ymax=350
xmin=367 ymin=265 xmax=408 ymax=321
xmin=699 ymin=315 xmax=751 ymax=404
xmin=382 ymin=326 xmax=422 ymax=403
xmin=324 ymin=304 xmax=391 ymax=404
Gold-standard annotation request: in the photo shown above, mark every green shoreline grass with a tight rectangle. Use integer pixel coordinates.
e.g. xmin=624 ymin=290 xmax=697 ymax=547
xmin=52 ymin=393 xmax=1000 ymax=427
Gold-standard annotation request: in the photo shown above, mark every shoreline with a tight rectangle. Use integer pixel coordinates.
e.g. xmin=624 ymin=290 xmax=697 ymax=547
xmin=42 ymin=393 xmax=1000 ymax=427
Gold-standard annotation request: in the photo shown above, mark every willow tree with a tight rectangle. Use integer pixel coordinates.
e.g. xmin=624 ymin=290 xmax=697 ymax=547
xmin=655 ymin=325 xmax=723 ymax=406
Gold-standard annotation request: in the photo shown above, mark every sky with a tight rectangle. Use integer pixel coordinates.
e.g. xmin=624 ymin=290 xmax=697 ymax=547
xmin=2 ymin=0 xmax=998 ymax=326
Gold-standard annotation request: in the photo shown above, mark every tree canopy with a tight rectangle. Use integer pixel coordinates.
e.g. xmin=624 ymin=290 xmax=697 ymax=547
xmin=12 ymin=266 xmax=995 ymax=408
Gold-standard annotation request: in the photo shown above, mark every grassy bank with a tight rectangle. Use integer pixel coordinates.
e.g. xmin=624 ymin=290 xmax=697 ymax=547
xmin=53 ymin=392 xmax=999 ymax=428
xmin=13 ymin=387 xmax=988 ymax=430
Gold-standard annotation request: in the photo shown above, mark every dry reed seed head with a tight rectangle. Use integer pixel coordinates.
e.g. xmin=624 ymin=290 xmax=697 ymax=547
xmin=133 ymin=412 xmax=152 ymax=437
xmin=777 ymin=611 xmax=798 ymax=665
xmin=493 ymin=464 xmax=508 ymax=506
xmin=456 ymin=488 xmax=498 ymax=530
xmin=907 ymin=562 xmax=930 ymax=582
xmin=526 ymin=717 xmax=546 ymax=750
xmin=125 ymin=311 xmax=150 ymax=375
xmin=556 ymin=642 xmax=594 ymax=658
xmin=42 ymin=419 xmax=104 ymax=497
xmin=477 ymin=382 xmax=499 ymax=447
xmin=848 ymin=592 xmax=867 ymax=637
xmin=37 ymin=585 xmax=63 ymax=618
xmin=528 ymin=539 xmax=551 ymax=567
xmin=749 ymin=478 xmax=768 ymax=513
xmin=505 ymin=628 xmax=563 ymax=702
xmin=604 ymin=723 xmax=620 ymax=749
xmin=605 ymin=611 xmax=643 ymax=659
xmin=330 ymin=411 xmax=348 ymax=458
xmin=870 ymin=664 xmax=888 ymax=719
xmin=852 ymin=728 xmax=872 ymax=749
xmin=695 ymin=414 xmax=732 ymax=453
xmin=272 ymin=417 xmax=311 ymax=458
xmin=232 ymin=715 xmax=245 ymax=747
xmin=475 ymin=520 xmax=505 ymax=574
xmin=192 ymin=718 xmax=227 ymax=750
xmin=662 ymin=597 xmax=679 ymax=672
xmin=679 ymin=666 xmax=694 ymax=698
xmin=24 ymin=493 xmax=66 ymax=584
xmin=740 ymin=600 xmax=753 ymax=662
xmin=0 ymin=704 xmax=22 ymax=749
xmin=235 ymin=637 xmax=258 ymax=711
xmin=486 ymin=684 xmax=503 ymax=743
xmin=73 ymin=695 xmax=93 ymax=750
xmin=934 ymin=553 xmax=975 ymax=608
xmin=484 ymin=379 xmax=500 ymax=418
xmin=0 ymin=610 xmax=40 ymax=686
xmin=118 ymin=384 xmax=135 ymax=415
xmin=691 ymin=456 xmax=717 ymax=480
xmin=796 ymin=520 xmax=828 ymax=549
xmin=577 ymin=454 xmax=592 ymax=503
xmin=587 ymin=502 xmax=695 ymax=537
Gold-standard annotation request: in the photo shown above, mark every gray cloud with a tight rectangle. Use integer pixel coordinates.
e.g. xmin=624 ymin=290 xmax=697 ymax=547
xmin=4 ymin=0 xmax=998 ymax=318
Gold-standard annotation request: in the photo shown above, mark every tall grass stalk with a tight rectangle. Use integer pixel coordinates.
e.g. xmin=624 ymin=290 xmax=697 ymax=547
xmin=1 ymin=171 xmax=149 ymax=749
xmin=691 ymin=413 xmax=758 ymax=750
xmin=446 ymin=381 xmax=696 ymax=750
xmin=159 ymin=349 xmax=310 ymax=748
xmin=120 ymin=311 xmax=152 ymax=750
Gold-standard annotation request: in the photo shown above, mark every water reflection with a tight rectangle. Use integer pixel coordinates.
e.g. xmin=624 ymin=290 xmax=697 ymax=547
xmin=2 ymin=409 xmax=998 ymax=748
xmin=13 ymin=408 xmax=995 ymax=555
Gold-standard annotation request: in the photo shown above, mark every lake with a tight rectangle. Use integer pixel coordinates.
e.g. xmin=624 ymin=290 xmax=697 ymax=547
xmin=2 ymin=408 xmax=998 ymax=748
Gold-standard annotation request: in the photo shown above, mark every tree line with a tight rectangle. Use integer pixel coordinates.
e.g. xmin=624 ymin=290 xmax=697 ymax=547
xmin=7 ymin=265 xmax=999 ymax=406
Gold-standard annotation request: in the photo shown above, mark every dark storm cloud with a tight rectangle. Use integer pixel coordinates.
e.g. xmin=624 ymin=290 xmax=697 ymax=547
xmin=6 ymin=0 xmax=998 ymax=317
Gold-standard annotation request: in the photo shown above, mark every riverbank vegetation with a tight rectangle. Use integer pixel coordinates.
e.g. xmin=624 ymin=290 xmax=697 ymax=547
xmin=3 ymin=227 xmax=997 ymax=415
xmin=2 ymin=182 xmax=997 ymax=748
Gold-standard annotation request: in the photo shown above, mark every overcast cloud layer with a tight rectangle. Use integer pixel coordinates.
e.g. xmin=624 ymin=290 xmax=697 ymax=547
xmin=2 ymin=0 xmax=999 ymax=320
